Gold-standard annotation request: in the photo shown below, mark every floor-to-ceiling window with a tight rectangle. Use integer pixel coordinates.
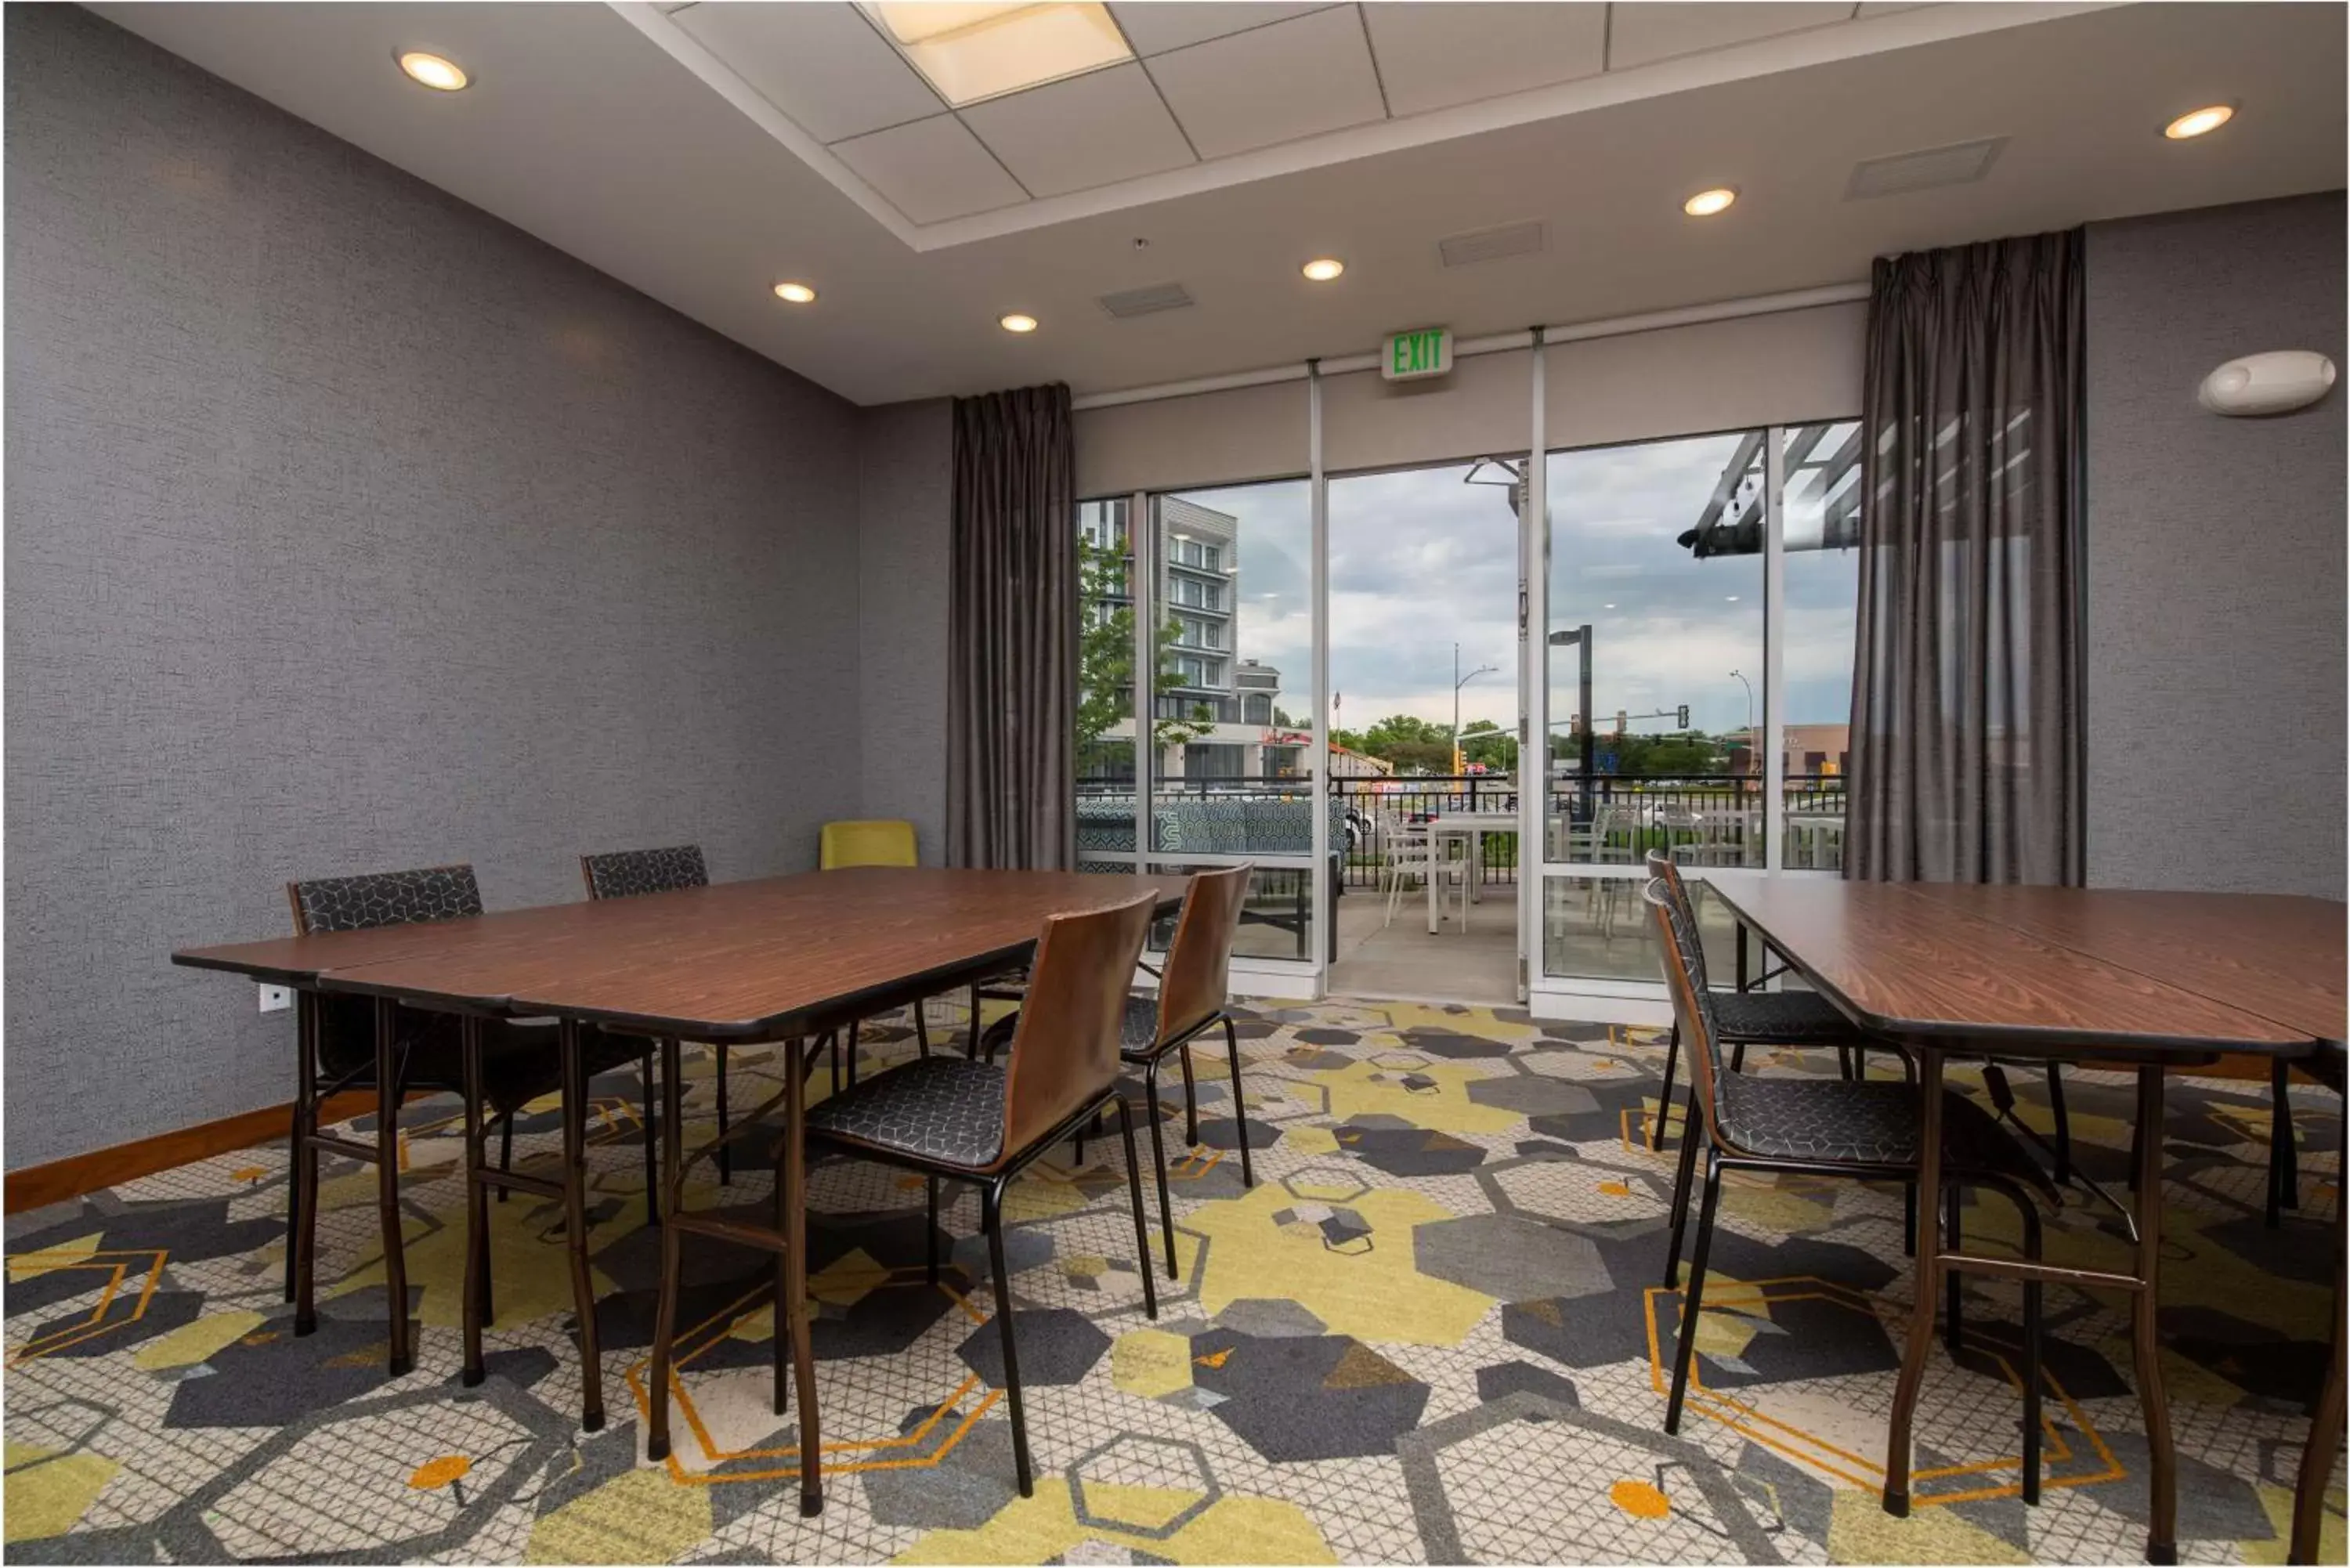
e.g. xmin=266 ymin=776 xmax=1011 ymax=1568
xmin=1540 ymin=432 xmax=1765 ymax=981
xmin=1145 ymin=481 xmax=1320 ymax=963
xmin=1071 ymin=323 xmax=1864 ymax=1006
xmin=1070 ymin=477 xmax=1322 ymax=967
xmin=1074 ymin=495 xmax=1141 ymax=875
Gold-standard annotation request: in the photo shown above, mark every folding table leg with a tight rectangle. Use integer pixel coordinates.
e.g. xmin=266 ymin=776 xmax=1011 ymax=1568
xmin=292 ymin=991 xmax=320 ymax=1337
xmin=461 ymin=1016 xmax=489 ymax=1387
xmin=284 ymin=997 xmax=303 ymax=1306
xmin=1883 ymin=1048 xmax=1946 ymax=1518
xmin=374 ymin=998 xmax=413 ymax=1378
xmin=2133 ymin=1064 xmax=2178 ymax=1564
xmin=559 ymin=1018 xmax=606 ymax=1431
xmin=648 ymin=1037 xmax=686 ymax=1463
xmin=783 ymin=1037 xmax=822 ymax=1516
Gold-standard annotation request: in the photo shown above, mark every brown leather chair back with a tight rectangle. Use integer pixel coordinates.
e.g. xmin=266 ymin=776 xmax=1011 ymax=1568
xmin=1645 ymin=879 xmax=1729 ymax=1148
xmin=1644 ymin=847 xmax=1710 ymax=988
xmin=997 ymin=890 xmax=1159 ymax=1158
xmin=1154 ymin=863 xmax=1250 ymax=1047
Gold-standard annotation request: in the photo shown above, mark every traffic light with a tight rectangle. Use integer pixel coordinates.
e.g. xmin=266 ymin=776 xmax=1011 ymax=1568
xmin=1677 ymin=704 xmax=1690 ymax=728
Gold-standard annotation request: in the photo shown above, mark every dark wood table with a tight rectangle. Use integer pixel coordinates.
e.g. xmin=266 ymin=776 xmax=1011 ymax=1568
xmin=175 ymin=866 xmax=1189 ymax=1517
xmin=1705 ymin=879 xmax=2342 ymax=1566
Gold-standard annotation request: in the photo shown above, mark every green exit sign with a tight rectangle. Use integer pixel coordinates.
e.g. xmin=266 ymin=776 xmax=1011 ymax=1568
xmin=1383 ymin=325 xmax=1452 ymax=382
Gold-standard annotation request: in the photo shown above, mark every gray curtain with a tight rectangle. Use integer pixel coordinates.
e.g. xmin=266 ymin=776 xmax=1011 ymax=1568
xmin=1847 ymin=230 xmax=2085 ymax=885
xmin=947 ymin=384 xmax=1077 ymax=870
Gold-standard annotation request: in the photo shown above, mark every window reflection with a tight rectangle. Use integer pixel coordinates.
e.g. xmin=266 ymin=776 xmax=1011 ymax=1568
xmin=1544 ymin=433 xmax=1767 ymax=891
xmin=1149 ymin=485 xmax=1315 ymax=832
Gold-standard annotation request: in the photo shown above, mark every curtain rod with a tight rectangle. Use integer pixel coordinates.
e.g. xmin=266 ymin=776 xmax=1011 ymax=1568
xmin=1068 ymin=281 xmax=1871 ymax=412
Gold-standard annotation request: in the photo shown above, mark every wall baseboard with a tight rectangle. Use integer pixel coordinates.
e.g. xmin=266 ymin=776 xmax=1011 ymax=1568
xmin=6 ymin=1091 xmax=398 ymax=1216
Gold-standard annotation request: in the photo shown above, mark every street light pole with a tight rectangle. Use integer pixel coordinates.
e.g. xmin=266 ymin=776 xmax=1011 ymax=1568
xmin=1452 ymin=642 xmax=1499 ymax=771
xmin=1729 ymin=669 xmax=1755 ymax=774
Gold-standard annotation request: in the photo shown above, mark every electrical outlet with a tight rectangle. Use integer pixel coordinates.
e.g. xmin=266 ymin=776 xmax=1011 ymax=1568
xmin=257 ymin=984 xmax=291 ymax=1013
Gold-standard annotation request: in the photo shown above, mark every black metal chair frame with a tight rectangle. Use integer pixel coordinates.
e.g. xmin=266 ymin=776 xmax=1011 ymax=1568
xmin=578 ymin=847 xmax=733 ymax=1193
xmin=1662 ymin=1111 xmax=2048 ymax=1507
xmin=1646 ymin=880 xmax=2052 ymax=1506
xmin=642 ymin=1048 xmax=1159 ymax=1501
xmin=1130 ymin=1009 xmax=1252 ymax=1281
xmin=987 ymin=963 xmax=1255 ymax=1284
xmin=1643 ymin=850 xmax=1882 ymax=1158
xmin=281 ymin=870 xmax=654 ymax=1359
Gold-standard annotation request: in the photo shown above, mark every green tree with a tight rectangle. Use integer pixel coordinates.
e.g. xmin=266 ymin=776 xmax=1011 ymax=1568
xmin=1459 ymin=719 xmax=1517 ymax=771
xmin=1551 ymin=728 xmax=1726 ymax=777
xmin=1350 ymin=713 xmax=1457 ymax=775
xmin=1075 ymin=533 xmax=1213 ymax=771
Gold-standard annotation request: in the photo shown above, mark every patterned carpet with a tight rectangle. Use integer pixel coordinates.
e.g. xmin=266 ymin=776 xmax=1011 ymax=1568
xmin=5 ymin=999 xmax=2342 ymax=1564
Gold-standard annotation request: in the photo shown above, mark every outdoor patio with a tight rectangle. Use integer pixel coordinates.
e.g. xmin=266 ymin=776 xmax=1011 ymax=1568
xmin=1329 ymin=873 xmax=1741 ymax=1003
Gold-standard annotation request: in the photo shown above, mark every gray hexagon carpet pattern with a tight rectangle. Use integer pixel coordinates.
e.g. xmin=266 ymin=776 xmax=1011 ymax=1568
xmin=2 ymin=998 xmax=2337 ymax=1563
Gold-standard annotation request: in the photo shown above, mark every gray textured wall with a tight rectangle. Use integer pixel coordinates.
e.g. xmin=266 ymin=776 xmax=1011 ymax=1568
xmin=5 ymin=5 xmax=866 ymax=1168
xmin=855 ymin=399 xmax=953 ymax=862
xmin=2084 ymin=193 xmax=2347 ymax=898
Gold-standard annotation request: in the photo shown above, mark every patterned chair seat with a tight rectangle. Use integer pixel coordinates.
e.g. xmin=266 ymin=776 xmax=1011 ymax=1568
xmin=1717 ymin=1074 xmax=2055 ymax=1196
xmin=804 ymin=1055 xmax=1006 ymax=1169
xmin=1710 ymin=988 xmax=1871 ymax=1046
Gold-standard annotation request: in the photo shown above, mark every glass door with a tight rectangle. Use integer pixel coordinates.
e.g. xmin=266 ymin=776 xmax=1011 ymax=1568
xmin=1537 ymin=430 xmax=1770 ymax=986
xmin=1323 ymin=457 xmax=1530 ymax=1004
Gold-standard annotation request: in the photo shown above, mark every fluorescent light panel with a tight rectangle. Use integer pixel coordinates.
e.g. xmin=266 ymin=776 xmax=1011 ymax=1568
xmin=862 ymin=2 xmax=1132 ymax=107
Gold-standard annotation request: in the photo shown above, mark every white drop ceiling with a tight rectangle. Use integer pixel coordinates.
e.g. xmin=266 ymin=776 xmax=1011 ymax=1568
xmin=636 ymin=0 xmax=2097 ymax=244
xmin=87 ymin=2 xmax=2350 ymax=406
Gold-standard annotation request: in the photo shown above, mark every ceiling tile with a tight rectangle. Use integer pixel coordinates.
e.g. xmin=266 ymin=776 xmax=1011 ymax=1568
xmin=1607 ymin=3 xmax=1857 ymax=70
xmin=1148 ymin=7 xmax=1386 ymax=161
xmin=1363 ymin=4 xmax=1607 ymax=117
xmin=673 ymin=2 xmax=942 ymax=143
xmin=831 ymin=114 xmax=1029 ymax=223
xmin=961 ymin=63 xmax=1195 ymax=198
xmin=1108 ymin=2 xmax=1336 ymax=57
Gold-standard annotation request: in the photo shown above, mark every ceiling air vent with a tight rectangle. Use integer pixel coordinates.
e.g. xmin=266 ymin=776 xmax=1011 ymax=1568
xmin=1438 ymin=219 xmax=1548 ymax=269
xmin=1846 ymin=137 xmax=2007 ymax=201
xmin=1096 ymin=281 xmax=1195 ymax=320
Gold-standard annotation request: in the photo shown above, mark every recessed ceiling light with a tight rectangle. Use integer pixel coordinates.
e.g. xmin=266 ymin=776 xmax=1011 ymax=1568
xmin=1301 ymin=258 xmax=1345 ymax=283
xmin=396 ymin=51 xmax=468 ymax=92
xmin=1725 ymin=595 xmax=1741 ymax=602
xmin=1683 ymin=187 xmax=1737 ymax=217
xmin=862 ymin=2 xmax=1130 ymax=107
xmin=1603 ymin=603 xmax=1617 ymax=610
xmin=1000 ymin=313 xmax=1039 ymax=334
xmin=2164 ymin=103 xmax=2236 ymax=140
xmin=772 ymin=281 xmax=817 ymax=304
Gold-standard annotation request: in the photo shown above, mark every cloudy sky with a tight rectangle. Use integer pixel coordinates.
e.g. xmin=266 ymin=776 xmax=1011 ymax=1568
xmin=1167 ymin=422 xmax=1860 ymax=747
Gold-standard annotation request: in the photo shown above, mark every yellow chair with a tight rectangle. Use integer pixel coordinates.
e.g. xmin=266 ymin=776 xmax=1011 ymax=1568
xmin=819 ymin=818 xmax=917 ymax=869
xmin=820 ymin=819 xmax=931 ymax=1075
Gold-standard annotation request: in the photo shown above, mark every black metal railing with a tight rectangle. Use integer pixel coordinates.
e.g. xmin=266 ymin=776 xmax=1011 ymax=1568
xmin=1329 ymin=772 xmax=1851 ymax=887
xmin=1073 ymin=771 xmax=1850 ymax=887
